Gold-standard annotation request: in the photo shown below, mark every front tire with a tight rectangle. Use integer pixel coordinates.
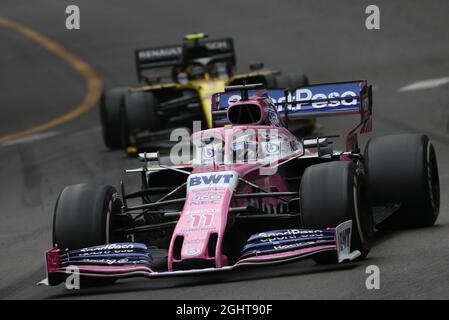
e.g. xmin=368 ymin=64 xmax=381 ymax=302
xmin=53 ymin=184 xmax=122 ymax=251
xmin=300 ymin=161 xmax=374 ymax=264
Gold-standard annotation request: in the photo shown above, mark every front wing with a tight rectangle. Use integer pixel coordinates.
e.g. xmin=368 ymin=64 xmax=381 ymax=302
xmin=38 ymin=221 xmax=360 ymax=287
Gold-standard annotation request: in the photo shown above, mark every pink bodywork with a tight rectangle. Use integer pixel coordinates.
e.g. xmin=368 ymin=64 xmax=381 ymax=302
xmin=167 ymin=124 xmax=300 ymax=270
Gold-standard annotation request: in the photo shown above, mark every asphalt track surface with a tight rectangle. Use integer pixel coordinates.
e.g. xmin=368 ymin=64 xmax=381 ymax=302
xmin=1 ymin=0 xmax=449 ymax=299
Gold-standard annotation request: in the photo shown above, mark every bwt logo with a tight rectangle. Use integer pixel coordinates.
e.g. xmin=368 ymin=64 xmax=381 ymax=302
xmin=189 ymin=174 xmax=234 ymax=187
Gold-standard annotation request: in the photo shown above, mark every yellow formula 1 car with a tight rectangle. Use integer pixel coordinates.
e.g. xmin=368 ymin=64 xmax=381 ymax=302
xmin=99 ymin=34 xmax=314 ymax=153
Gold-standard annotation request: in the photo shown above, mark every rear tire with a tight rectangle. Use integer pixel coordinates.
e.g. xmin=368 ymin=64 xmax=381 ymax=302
xmin=100 ymin=87 xmax=129 ymax=149
xmin=364 ymin=134 xmax=440 ymax=229
xmin=275 ymin=72 xmax=309 ymax=90
xmin=53 ymin=184 xmax=122 ymax=251
xmin=120 ymin=91 xmax=158 ymax=154
xmin=300 ymin=161 xmax=374 ymax=264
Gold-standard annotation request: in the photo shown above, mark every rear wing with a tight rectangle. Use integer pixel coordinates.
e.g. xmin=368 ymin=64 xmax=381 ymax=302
xmin=212 ymin=80 xmax=372 ymax=129
xmin=135 ymin=38 xmax=236 ymax=82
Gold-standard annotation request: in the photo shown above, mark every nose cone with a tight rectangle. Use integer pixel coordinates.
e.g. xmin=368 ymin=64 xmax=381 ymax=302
xmin=167 ymin=171 xmax=239 ymax=271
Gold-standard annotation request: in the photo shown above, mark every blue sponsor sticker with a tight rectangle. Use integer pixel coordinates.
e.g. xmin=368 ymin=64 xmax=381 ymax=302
xmin=218 ymin=82 xmax=364 ymax=116
xmin=69 ymin=242 xmax=148 ymax=254
xmin=67 ymin=252 xmax=153 ymax=261
xmin=246 ymin=228 xmax=333 ymax=243
xmin=239 ymin=228 xmax=335 ymax=258
xmin=239 ymin=239 xmax=335 ymax=260
xmin=64 ymin=242 xmax=154 ymax=265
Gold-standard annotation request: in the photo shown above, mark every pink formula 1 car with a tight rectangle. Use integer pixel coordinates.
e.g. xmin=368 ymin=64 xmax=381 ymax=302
xmin=40 ymin=81 xmax=439 ymax=287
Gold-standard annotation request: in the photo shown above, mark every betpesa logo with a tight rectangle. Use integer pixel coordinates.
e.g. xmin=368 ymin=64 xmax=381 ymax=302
xmin=276 ymin=88 xmax=358 ymax=111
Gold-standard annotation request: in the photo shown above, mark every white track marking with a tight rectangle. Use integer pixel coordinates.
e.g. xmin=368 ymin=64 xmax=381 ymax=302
xmin=0 ymin=131 xmax=59 ymax=147
xmin=397 ymin=77 xmax=449 ymax=92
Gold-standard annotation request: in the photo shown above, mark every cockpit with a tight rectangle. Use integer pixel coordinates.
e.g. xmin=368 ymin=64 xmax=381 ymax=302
xmin=191 ymin=126 xmax=303 ymax=167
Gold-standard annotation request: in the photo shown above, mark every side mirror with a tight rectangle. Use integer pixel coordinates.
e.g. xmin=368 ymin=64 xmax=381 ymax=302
xmin=303 ymin=138 xmax=333 ymax=156
xmin=303 ymin=138 xmax=328 ymax=148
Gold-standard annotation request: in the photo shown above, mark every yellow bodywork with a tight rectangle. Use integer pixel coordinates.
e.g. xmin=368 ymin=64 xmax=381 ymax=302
xmin=130 ymin=70 xmax=279 ymax=129
xmin=186 ymin=78 xmax=227 ymax=128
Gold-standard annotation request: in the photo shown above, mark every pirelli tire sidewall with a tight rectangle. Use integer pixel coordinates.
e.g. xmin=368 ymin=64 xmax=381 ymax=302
xmin=52 ymin=184 xmax=122 ymax=251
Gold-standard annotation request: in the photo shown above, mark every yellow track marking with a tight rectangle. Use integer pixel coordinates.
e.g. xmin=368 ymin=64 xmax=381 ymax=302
xmin=0 ymin=17 xmax=102 ymax=144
